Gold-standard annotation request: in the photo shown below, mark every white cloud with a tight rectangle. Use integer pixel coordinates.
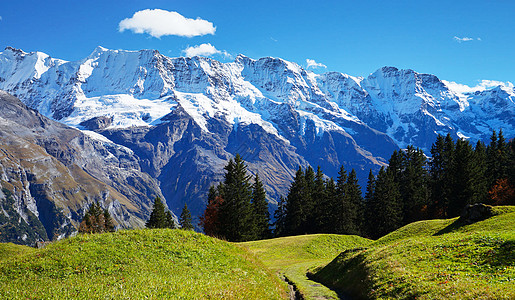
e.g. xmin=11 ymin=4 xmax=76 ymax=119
xmin=306 ymin=59 xmax=327 ymax=69
xmin=182 ymin=43 xmax=231 ymax=58
xmin=443 ymin=80 xmax=514 ymax=94
xmin=454 ymin=36 xmax=481 ymax=43
xmin=119 ymin=9 xmax=215 ymax=38
xmin=0 ymin=16 xmax=3 ymax=21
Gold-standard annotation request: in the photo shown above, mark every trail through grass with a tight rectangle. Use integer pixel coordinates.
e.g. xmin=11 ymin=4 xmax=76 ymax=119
xmin=240 ymin=234 xmax=372 ymax=299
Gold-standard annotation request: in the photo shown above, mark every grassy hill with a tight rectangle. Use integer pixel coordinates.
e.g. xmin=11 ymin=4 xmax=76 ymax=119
xmin=240 ymin=234 xmax=372 ymax=299
xmin=0 ymin=229 xmax=287 ymax=299
xmin=313 ymin=206 xmax=515 ymax=299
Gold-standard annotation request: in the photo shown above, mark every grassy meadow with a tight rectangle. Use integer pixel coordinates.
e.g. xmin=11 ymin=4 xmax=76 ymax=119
xmin=0 ymin=229 xmax=287 ymax=299
xmin=313 ymin=206 xmax=515 ymax=299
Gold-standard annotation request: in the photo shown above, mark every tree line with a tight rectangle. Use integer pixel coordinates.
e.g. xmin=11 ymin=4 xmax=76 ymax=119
xmin=201 ymin=130 xmax=514 ymax=241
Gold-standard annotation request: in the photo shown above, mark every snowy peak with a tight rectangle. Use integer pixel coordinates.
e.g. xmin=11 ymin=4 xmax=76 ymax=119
xmin=0 ymin=46 xmax=513 ymax=154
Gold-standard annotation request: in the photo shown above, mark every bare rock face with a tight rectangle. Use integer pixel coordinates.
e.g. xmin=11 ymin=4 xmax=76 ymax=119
xmin=460 ymin=203 xmax=493 ymax=224
xmin=79 ymin=116 xmax=113 ymax=131
xmin=0 ymin=91 xmax=167 ymax=245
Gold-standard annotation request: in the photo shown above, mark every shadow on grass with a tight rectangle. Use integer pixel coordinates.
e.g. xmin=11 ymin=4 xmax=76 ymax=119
xmin=433 ymin=218 xmax=467 ymax=236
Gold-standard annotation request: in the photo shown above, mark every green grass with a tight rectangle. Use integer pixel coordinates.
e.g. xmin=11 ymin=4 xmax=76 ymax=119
xmin=0 ymin=229 xmax=287 ymax=299
xmin=314 ymin=206 xmax=515 ymax=299
xmin=240 ymin=234 xmax=372 ymax=299
xmin=0 ymin=242 xmax=33 ymax=262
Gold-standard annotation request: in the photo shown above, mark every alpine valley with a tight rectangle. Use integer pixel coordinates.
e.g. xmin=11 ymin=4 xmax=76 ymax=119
xmin=0 ymin=46 xmax=513 ymax=245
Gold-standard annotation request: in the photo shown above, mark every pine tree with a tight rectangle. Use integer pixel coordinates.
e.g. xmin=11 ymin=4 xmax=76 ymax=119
xmin=370 ymin=166 xmax=402 ymax=238
xmin=180 ymin=203 xmax=194 ymax=230
xmin=344 ymin=169 xmax=363 ymax=235
xmin=447 ymin=138 xmax=475 ymax=216
xmin=218 ymin=154 xmax=255 ymax=242
xmin=312 ymin=166 xmax=327 ymax=233
xmin=165 ymin=211 xmax=176 ymax=229
xmin=273 ymin=196 xmax=287 ymax=237
xmin=429 ymin=134 xmax=455 ymax=218
xmin=252 ymin=173 xmax=271 ymax=239
xmin=79 ymin=202 xmax=115 ymax=233
xmin=399 ymin=146 xmax=430 ymax=223
xmin=364 ymin=169 xmax=376 ymax=238
xmin=472 ymin=141 xmax=489 ymax=204
xmin=334 ymin=165 xmax=349 ymax=234
xmin=146 ymin=197 xmax=168 ymax=229
xmin=323 ymin=177 xmax=339 ymax=233
xmin=284 ymin=167 xmax=307 ymax=235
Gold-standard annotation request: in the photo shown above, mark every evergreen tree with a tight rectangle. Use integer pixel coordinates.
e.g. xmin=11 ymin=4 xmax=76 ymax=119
xmin=323 ymin=177 xmax=339 ymax=233
xmin=180 ymin=203 xmax=194 ymax=230
xmin=344 ymin=169 xmax=363 ymax=235
xmin=370 ymin=167 xmax=402 ymax=238
xmin=399 ymin=146 xmax=430 ymax=223
xmin=472 ymin=141 xmax=489 ymax=204
xmin=284 ymin=167 xmax=307 ymax=235
xmin=429 ymin=134 xmax=455 ymax=217
xmin=146 ymin=197 xmax=170 ymax=229
xmin=218 ymin=154 xmax=255 ymax=242
xmin=364 ymin=169 xmax=376 ymax=238
xmin=447 ymin=139 xmax=475 ymax=216
xmin=273 ymin=196 xmax=287 ymax=237
xmin=252 ymin=173 xmax=271 ymax=239
xmin=165 ymin=211 xmax=176 ymax=229
xmin=79 ymin=202 xmax=115 ymax=234
xmin=312 ymin=166 xmax=327 ymax=233
xmin=334 ymin=165 xmax=349 ymax=234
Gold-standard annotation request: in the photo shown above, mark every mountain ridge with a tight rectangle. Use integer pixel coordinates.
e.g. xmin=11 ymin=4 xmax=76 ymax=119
xmin=0 ymin=46 xmax=513 ymax=238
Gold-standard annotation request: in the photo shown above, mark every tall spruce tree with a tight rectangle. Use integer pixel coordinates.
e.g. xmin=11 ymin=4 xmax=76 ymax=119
xmin=284 ymin=167 xmax=307 ymax=235
xmin=180 ymin=203 xmax=194 ymax=230
xmin=399 ymin=146 xmax=430 ymax=223
xmin=274 ymin=196 xmax=287 ymax=237
xmin=447 ymin=139 xmax=476 ymax=216
xmin=364 ymin=169 xmax=376 ymax=238
xmin=344 ymin=169 xmax=363 ymax=235
xmin=323 ymin=177 xmax=339 ymax=233
xmin=472 ymin=141 xmax=489 ymax=204
xmin=429 ymin=134 xmax=455 ymax=217
xmin=312 ymin=166 xmax=327 ymax=233
xmin=252 ymin=173 xmax=271 ymax=240
xmin=334 ymin=166 xmax=349 ymax=234
xmin=370 ymin=166 xmax=402 ymax=238
xmin=146 ymin=197 xmax=171 ymax=229
xmin=218 ymin=154 xmax=255 ymax=242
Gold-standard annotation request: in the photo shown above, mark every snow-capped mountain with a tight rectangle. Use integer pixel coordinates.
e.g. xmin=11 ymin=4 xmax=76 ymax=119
xmin=0 ymin=46 xmax=513 ymax=221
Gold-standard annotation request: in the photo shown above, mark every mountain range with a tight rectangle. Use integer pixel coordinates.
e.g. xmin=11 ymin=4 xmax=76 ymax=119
xmin=0 ymin=46 xmax=513 ymax=244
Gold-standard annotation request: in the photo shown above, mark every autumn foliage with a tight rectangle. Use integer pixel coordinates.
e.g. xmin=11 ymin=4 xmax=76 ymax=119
xmin=489 ymin=178 xmax=515 ymax=206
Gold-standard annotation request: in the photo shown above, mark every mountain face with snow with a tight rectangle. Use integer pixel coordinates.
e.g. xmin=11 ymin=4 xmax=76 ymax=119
xmin=0 ymin=90 xmax=168 ymax=244
xmin=0 ymin=46 xmax=513 ymax=232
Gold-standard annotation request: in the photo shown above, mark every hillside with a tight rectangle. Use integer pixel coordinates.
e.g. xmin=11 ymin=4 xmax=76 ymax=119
xmin=241 ymin=234 xmax=371 ymax=299
xmin=313 ymin=206 xmax=515 ymax=299
xmin=0 ymin=229 xmax=287 ymax=299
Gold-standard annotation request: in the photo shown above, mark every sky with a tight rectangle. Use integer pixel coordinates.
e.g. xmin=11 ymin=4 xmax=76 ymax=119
xmin=0 ymin=0 xmax=514 ymax=87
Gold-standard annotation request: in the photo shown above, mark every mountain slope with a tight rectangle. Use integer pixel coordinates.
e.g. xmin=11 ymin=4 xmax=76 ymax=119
xmin=0 ymin=91 xmax=166 ymax=244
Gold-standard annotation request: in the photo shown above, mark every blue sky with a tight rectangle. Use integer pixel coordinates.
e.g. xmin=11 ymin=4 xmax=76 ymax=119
xmin=1 ymin=0 xmax=514 ymax=86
